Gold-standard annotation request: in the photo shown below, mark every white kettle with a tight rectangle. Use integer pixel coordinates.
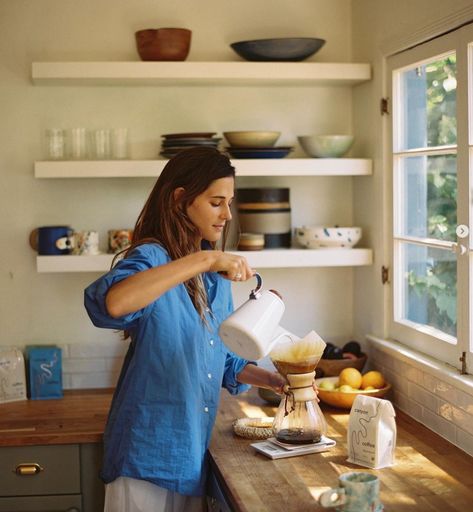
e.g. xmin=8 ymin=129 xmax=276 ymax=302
xmin=219 ymin=273 xmax=299 ymax=360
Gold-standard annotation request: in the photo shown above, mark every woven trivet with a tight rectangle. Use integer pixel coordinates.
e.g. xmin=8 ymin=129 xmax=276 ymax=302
xmin=232 ymin=417 xmax=274 ymax=440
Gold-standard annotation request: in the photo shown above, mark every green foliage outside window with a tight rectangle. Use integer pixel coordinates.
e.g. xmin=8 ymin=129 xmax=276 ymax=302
xmin=407 ymin=55 xmax=457 ymax=337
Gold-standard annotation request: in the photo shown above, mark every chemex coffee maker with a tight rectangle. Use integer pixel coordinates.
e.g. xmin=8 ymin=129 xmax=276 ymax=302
xmin=219 ymin=273 xmax=327 ymax=444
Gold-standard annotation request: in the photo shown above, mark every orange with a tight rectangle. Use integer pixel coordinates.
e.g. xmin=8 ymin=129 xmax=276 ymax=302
xmin=338 ymin=367 xmax=362 ymax=389
xmin=361 ymin=370 xmax=385 ymax=390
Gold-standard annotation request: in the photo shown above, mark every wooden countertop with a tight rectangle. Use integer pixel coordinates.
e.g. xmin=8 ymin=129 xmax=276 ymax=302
xmin=0 ymin=389 xmax=111 ymax=446
xmin=2 ymin=388 xmax=473 ymax=511
xmin=209 ymin=388 xmax=473 ymax=512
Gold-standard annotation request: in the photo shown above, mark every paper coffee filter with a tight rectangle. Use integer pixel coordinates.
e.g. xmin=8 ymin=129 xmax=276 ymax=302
xmin=270 ymin=330 xmax=326 ymax=363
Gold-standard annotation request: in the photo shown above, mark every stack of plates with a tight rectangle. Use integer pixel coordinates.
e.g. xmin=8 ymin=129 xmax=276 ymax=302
xmin=226 ymin=147 xmax=293 ymax=159
xmin=159 ymin=132 xmax=221 ymax=158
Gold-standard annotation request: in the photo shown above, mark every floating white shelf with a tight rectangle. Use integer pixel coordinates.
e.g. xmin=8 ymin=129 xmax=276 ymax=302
xmin=34 ymin=158 xmax=372 ymax=178
xmin=31 ymin=61 xmax=371 ymax=86
xmin=36 ymin=249 xmax=373 ymax=273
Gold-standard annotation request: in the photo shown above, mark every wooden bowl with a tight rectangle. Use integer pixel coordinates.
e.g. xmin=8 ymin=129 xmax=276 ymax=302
xmin=315 ymin=376 xmax=392 ymax=409
xmin=317 ymin=353 xmax=367 ymax=377
xmin=135 ymin=28 xmax=191 ymax=61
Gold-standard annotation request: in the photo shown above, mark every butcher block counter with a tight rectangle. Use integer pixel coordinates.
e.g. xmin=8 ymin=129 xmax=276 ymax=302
xmin=210 ymin=388 xmax=473 ymax=512
xmin=1 ymin=388 xmax=473 ymax=512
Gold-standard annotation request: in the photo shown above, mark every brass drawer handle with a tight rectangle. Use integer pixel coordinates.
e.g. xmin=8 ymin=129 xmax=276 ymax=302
xmin=14 ymin=463 xmax=44 ymax=475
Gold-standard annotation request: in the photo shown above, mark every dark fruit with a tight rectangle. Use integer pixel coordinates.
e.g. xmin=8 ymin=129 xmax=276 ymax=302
xmin=342 ymin=340 xmax=361 ymax=357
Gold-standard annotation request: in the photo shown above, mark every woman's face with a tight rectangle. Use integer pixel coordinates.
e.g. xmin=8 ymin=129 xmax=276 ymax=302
xmin=186 ymin=177 xmax=234 ymax=242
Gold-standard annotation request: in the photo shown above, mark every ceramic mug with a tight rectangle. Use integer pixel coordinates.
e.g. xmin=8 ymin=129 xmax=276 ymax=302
xmin=30 ymin=226 xmax=73 ymax=255
xmin=319 ymin=471 xmax=382 ymax=512
xmin=108 ymin=229 xmax=133 ymax=254
xmin=56 ymin=231 xmax=100 ymax=256
xmin=68 ymin=230 xmax=100 ymax=255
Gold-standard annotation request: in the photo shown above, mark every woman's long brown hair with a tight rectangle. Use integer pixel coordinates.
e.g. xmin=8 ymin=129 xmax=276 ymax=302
xmin=115 ymin=147 xmax=235 ymax=321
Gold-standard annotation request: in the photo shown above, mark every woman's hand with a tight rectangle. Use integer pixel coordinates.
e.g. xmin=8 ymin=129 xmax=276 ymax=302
xmin=207 ymin=250 xmax=255 ymax=282
xmin=268 ymin=371 xmax=288 ymax=394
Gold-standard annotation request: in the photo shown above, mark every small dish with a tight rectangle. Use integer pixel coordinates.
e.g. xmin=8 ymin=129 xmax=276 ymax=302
xmin=226 ymin=147 xmax=293 ymax=159
xmin=162 ymin=132 xmax=217 ymax=139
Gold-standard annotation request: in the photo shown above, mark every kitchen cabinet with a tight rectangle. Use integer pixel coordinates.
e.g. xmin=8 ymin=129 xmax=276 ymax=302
xmin=0 ymin=444 xmax=103 ymax=512
xmin=31 ymin=60 xmax=373 ymax=273
xmin=0 ymin=389 xmax=110 ymax=512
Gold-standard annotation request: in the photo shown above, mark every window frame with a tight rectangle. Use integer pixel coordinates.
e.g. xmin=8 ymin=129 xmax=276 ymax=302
xmin=387 ymin=25 xmax=473 ymax=371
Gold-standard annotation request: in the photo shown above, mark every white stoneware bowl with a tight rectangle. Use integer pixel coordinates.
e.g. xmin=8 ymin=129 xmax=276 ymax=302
xmin=298 ymin=135 xmax=354 ymax=158
xmin=295 ymin=226 xmax=362 ymax=249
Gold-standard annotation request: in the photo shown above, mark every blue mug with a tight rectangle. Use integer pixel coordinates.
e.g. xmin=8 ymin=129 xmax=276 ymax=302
xmin=32 ymin=226 xmax=73 ymax=255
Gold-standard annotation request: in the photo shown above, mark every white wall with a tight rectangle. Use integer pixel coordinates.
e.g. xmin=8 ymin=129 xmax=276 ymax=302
xmin=0 ymin=0 xmax=358 ymax=357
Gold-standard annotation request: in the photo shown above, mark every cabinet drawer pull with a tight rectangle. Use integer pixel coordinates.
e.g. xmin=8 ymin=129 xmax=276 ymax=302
xmin=14 ymin=462 xmax=44 ymax=475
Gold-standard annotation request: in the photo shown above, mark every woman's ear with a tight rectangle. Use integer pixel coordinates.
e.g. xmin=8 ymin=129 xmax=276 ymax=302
xmin=173 ymin=187 xmax=185 ymax=204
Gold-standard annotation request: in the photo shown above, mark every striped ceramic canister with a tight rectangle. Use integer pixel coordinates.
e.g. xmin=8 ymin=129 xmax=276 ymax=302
xmin=236 ymin=188 xmax=291 ymax=248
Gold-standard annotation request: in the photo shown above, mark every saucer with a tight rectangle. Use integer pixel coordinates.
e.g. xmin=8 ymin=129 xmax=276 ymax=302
xmin=336 ymin=503 xmax=383 ymax=512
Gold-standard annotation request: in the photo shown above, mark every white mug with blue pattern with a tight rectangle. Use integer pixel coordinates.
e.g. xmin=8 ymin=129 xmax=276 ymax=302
xmin=319 ymin=471 xmax=382 ymax=512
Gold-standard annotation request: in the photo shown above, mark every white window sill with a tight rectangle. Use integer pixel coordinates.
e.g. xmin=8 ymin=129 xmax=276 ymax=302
xmin=366 ymin=335 xmax=473 ymax=396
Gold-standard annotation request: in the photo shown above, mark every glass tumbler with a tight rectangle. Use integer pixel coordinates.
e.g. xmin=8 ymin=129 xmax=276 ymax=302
xmin=46 ymin=128 xmax=66 ymax=160
xmin=93 ymin=129 xmax=111 ymax=159
xmin=70 ymin=128 xmax=88 ymax=159
xmin=111 ymin=128 xmax=129 ymax=159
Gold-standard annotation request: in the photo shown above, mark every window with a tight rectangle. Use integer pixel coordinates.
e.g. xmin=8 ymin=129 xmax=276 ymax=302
xmin=387 ymin=24 xmax=473 ymax=371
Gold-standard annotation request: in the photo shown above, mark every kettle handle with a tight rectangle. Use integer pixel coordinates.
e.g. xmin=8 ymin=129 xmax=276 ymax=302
xmin=249 ymin=273 xmax=263 ymax=299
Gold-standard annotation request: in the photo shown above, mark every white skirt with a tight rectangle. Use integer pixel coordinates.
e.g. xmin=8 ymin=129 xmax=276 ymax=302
xmin=104 ymin=476 xmax=205 ymax=512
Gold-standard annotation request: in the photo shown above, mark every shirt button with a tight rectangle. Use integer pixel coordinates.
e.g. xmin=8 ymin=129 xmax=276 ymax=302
xmin=204 ymin=406 xmax=209 ymax=413
xmin=207 ymin=373 xmax=212 ymax=379
xmin=209 ymin=339 xmax=214 ymax=346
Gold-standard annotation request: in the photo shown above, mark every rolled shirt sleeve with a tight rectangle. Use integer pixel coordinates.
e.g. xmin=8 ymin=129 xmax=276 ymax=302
xmin=222 ymin=352 xmax=256 ymax=395
xmin=84 ymin=245 xmax=165 ymax=330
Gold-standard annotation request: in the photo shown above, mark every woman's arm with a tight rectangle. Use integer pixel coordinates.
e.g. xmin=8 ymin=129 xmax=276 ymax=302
xmin=237 ymin=363 xmax=320 ymax=399
xmin=236 ymin=364 xmax=287 ymax=394
xmin=106 ymin=249 xmax=253 ymax=318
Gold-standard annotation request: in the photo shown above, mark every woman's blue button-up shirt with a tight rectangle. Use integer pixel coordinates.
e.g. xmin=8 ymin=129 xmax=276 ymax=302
xmin=84 ymin=243 xmax=252 ymax=496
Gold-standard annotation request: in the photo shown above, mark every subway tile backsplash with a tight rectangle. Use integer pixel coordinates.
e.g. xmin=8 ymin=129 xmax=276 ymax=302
xmin=59 ymin=338 xmax=129 ymax=390
xmin=368 ymin=336 xmax=473 ymax=458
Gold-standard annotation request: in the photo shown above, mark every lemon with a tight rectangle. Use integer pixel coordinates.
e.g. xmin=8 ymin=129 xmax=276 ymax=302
xmin=361 ymin=371 xmax=385 ymax=390
xmin=339 ymin=384 xmax=354 ymax=392
xmin=338 ymin=367 xmax=363 ymax=389
xmin=364 ymin=386 xmax=375 ymax=391
xmin=318 ymin=380 xmax=336 ymax=391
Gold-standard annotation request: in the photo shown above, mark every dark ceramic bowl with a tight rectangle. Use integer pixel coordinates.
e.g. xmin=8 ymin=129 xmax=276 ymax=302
xmin=135 ymin=28 xmax=191 ymax=61
xmin=230 ymin=37 xmax=325 ymax=62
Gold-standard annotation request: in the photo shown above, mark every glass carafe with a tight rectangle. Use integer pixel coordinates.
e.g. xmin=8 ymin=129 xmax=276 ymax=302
xmin=272 ymin=370 xmax=327 ymax=444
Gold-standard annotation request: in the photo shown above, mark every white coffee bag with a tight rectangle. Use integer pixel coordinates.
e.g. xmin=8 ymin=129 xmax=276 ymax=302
xmin=0 ymin=348 xmax=27 ymax=403
xmin=347 ymin=395 xmax=396 ymax=469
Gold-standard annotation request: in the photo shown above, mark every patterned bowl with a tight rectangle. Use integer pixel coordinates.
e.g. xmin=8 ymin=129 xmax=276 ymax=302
xmin=295 ymin=226 xmax=362 ymax=249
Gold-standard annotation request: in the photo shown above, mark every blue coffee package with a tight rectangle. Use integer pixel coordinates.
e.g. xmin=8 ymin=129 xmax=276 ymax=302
xmin=26 ymin=346 xmax=63 ymax=400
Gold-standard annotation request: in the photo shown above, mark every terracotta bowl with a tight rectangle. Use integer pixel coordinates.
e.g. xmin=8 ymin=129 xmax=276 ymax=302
xmin=315 ymin=376 xmax=392 ymax=409
xmin=317 ymin=353 xmax=367 ymax=377
xmin=135 ymin=28 xmax=192 ymax=61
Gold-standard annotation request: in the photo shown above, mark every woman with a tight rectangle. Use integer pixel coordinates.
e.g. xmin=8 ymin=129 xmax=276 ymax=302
xmin=84 ymin=147 xmax=286 ymax=512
